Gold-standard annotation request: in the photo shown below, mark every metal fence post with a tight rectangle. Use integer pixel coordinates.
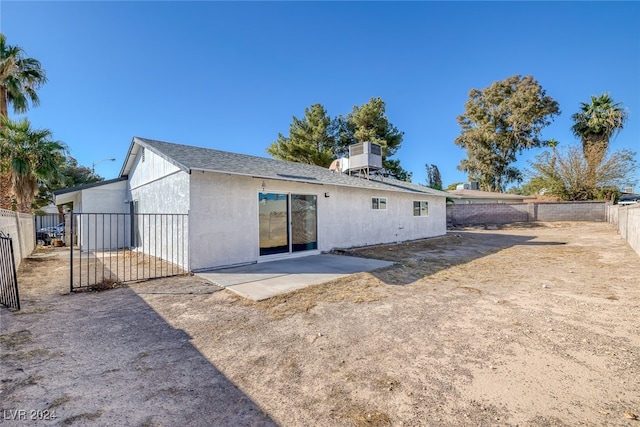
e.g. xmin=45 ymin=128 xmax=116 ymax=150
xmin=8 ymin=234 xmax=20 ymax=310
xmin=69 ymin=211 xmax=74 ymax=293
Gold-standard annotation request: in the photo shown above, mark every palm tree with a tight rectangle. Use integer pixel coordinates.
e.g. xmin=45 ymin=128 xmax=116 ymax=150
xmin=0 ymin=117 xmax=67 ymax=213
xmin=571 ymin=93 xmax=628 ymax=191
xmin=1 ymin=33 xmax=48 ymax=210
xmin=0 ymin=33 xmax=47 ymax=119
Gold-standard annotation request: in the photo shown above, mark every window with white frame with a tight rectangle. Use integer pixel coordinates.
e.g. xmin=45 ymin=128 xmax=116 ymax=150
xmin=413 ymin=200 xmax=428 ymax=216
xmin=372 ymin=197 xmax=387 ymax=210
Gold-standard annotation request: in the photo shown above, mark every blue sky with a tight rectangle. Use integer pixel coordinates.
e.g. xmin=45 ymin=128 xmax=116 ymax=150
xmin=1 ymin=1 xmax=639 ymax=188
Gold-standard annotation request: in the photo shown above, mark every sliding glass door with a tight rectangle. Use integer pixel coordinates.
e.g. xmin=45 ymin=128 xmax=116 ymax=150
xmin=259 ymin=192 xmax=317 ymax=256
xmin=258 ymin=193 xmax=289 ymax=255
xmin=291 ymin=194 xmax=317 ymax=252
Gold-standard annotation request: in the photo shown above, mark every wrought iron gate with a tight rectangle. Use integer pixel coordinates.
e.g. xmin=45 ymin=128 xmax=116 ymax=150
xmin=0 ymin=231 xmax=20 ymax=310
xmin=69 ymin=212 xmax=188 ymax=291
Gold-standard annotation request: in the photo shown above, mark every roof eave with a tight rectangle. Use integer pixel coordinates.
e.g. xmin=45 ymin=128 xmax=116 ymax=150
xmin=120 ymin=137 xmax=191 ymax=177
xmin=190 ymin=167 xmax=448 ymax=196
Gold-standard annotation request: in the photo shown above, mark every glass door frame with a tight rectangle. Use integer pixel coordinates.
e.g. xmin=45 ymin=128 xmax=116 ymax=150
xmin=258 ymin=190 xmax=318 ymax=258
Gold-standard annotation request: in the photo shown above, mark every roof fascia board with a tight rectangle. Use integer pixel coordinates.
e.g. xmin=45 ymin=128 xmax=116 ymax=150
xmin=120 ymin=137 xmax=191 ymax=177
xmin=53 ymin=176 xmax=128 ymax=196
xmin=118 ymin=138 xmax=138 ymax=178
xmin=190 ymin=167 xmax=445 ymax=196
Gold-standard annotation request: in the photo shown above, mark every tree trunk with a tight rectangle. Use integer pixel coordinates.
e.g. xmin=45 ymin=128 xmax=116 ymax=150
xmin=0 ymin=86 xmax=8 ymax=122
xmin=582 ymin=135 xmax=608 ymax=193
xmin=0 ymin=89 xmax=10 ymax=210
xmin=0 ymin=170 xmax=13 ymax=210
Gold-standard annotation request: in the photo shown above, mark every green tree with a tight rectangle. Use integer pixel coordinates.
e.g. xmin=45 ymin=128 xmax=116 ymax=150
xmin=526 ymin=144 xmax=637 ymax=201
xmin=269 ymin=98 xmax=411 ymax=181
xmin=0 ymin=117 xmax=67 ymax=213
xmin=337 ymin=97 xmax=410 ymax=181
xmin=571 ymin=93 xmax=628 ymax=190
xmin=35 ymin=156 xmax=103 ymax=211
xmin=383 ymin=158 xmax=412 ymax=182
xmin=455 ymin=75 xmax=561 ymax=192
xmin=267 ymin=104 xmax=337 ymax=167
xmin=425 ymin=164 xmax=442 ymax=190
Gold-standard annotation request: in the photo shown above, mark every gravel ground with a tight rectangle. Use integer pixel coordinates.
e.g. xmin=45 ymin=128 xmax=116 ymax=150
xmin=1 ymin=221 xmax=639 ymax=426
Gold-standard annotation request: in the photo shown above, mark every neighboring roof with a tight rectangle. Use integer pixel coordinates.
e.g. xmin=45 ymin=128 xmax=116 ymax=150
xmin=120 ymin=137 xmax=450 ymax=197
xmin=54 ymin=176 xmax=129 ymax=196
xmin=619 ymin=193 xmax=640 ymax=202
xmin=447 ymin=189 xmax=535 ymax=200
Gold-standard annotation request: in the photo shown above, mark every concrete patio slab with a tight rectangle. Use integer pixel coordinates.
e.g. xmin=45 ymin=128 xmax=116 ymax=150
xmin=196 ymin=254 xmax=394 ymax=301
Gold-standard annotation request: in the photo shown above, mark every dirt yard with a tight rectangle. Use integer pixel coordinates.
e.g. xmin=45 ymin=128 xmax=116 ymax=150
xmin=1 ymin=222 xmax=639 ymax=426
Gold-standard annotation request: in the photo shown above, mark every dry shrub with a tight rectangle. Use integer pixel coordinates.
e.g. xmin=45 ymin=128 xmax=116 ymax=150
xmin=82 ymin=277 xmax=121 ymax=292
xmin=0 ymin=330 xmax=32 ymax=348
xmin=48 ymin=394 xmax=71 ymax=409
xmin=339 ymin=235 xmax=457 ymax=262
xmin=347 ymin=410 xmax=392 ymax=427
xmin=327 ymin=387 xmax=392 ymax=427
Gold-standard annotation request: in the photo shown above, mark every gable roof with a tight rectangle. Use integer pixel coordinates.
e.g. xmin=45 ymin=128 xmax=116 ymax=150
xmin=121 ymin=137 xmax=450 ymax=197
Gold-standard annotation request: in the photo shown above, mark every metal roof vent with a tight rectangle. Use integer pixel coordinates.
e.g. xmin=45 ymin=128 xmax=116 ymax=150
xmin=347 ymin=142 xmax=382 ymax=178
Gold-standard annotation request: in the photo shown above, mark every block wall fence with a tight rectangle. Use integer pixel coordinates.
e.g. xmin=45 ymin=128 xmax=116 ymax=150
xmin=607 ymin=204 xmax=640 ymax=257
xmin=446 ymin=201 xmax=639 ymax=257
xmin=446 ymin=201 xmax=608 ymax=226
xmin=0 ymin=209 xmax=35 ymax=268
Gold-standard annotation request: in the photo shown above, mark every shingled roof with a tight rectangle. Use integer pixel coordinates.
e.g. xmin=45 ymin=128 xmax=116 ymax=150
xmin=121 ymin=137 xmax=449 ymax=197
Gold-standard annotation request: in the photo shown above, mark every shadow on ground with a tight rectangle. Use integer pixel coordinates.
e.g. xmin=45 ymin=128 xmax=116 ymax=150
xmin=344 ymin=231 xmax=567 ymax=286
xmin=0 ymin=284 xmax=277 ymax=426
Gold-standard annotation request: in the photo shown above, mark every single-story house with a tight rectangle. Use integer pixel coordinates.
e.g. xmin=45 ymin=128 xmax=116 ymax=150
xmin=447 ymin=188 xmax=535 ymax=204
xmin=55 ymin=137 xmax=450 ymax=272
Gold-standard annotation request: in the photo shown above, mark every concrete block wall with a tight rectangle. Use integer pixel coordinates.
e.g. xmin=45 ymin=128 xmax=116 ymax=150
xmin=534 ymin=201 xmax=607 ymax=222
xmin=447 ymin=201 xmax=608 ymax=226
xmin=608 ymin=204 xmax=640 ymax=257
xmin=447 ymin=203 xmax=529 ymax=225
xmin=0 ymin=209 xmax=35 ymax=268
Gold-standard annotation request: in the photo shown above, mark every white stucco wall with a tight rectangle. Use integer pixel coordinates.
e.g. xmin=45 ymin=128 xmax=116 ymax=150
xmin=74 ymin=180 xmax=129 ymax=251
xmin=189 ymin=172 xmax=259 ymax=270
xmin=128 ymin=147 xmax=182 ymax=191
xmin=189 ymin=171 xmax=446 ymax=271
xmin=127 ymin=148 xmax=189 ymax=269
xmin=321 ymin=184 xmax=446 ymax=250
xmin=81 ymin=181 xmax=129 ymax=213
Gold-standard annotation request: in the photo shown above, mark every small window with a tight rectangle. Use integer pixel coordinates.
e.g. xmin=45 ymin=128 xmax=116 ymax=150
xmin=372 ymin=197 xmax=387 ymax=210
xmin=413 ymin=201 xmax=428 ymax=216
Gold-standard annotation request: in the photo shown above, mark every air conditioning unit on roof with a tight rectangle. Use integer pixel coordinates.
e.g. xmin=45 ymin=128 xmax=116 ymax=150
xmin=348 ymin=142 xmax=383 ymax=172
